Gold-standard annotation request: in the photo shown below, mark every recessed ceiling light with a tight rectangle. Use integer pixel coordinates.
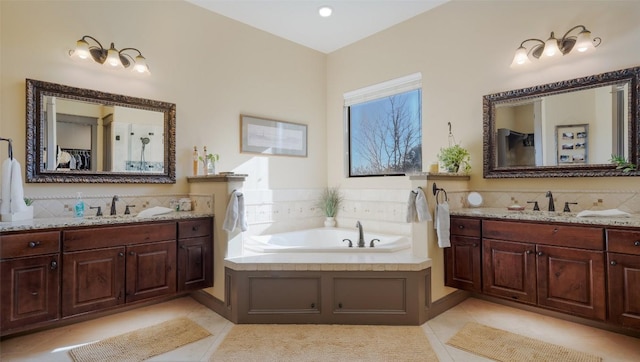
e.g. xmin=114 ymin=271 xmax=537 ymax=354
xmin=318 ymin=6 xmax=333 ymax=17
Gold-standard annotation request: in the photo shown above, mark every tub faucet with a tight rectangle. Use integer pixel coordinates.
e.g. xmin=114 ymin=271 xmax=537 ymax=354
xmin=545 ymin=191 xmax=555 ymax=212
xmin=110 ymin=195 xmax=119 ymax=215
xmin=355 ymin=221 xmax=365 ymax=248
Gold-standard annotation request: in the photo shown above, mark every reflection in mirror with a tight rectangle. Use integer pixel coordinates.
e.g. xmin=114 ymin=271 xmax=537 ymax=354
xmin=483 ymin=66 xmax=640 ymax=178
xmin=26 ymin=79 xmax=176 ymax=183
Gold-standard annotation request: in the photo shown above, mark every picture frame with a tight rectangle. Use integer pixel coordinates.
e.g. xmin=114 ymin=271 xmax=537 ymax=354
xmin=240 ymin=115 xmax=308 ymax=157
xmin=556 ymin=124 xmax=588 ymax=164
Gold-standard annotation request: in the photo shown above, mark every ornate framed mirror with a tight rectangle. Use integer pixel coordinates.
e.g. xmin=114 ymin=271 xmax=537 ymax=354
xmin=483 ymin=66 xmax=640 ymax=178
xmin=26 ymin=79 xmax=176 ymax=183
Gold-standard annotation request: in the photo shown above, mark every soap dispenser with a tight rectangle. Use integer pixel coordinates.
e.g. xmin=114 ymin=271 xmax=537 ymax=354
xmin=74 ymin=192 xmax=85 ymax=218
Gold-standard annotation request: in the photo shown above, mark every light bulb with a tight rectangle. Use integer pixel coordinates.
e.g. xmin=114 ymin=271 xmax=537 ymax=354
xmin=133 ymin=55 xmax=150 ymax=75
xmin=542 ymin=32 xmax=561 ymax=58
xmin=71 ymin=39 xmax=90 ymax=60
xmin=510 ymin=46 xmax=530 ymax=67
xmin=575 ymin=29 xmax=595 ymax=52
xmin=105 ymin=43 xmax=123 ymax=68
xmin=318 ymin=6 xmax=333 ymax=17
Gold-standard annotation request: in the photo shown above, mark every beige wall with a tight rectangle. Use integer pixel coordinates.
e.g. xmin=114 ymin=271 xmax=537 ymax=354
xmin=0 ymin=0 xmax=327 ymax=196
xmin=326 ymin=0 xmax=640 ymax=191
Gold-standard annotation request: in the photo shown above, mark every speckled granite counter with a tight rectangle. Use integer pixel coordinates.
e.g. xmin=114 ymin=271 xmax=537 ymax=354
xmin=0 ymin=211 xmax=213 ymax=233
xmin=224 ymin=250 xmax=431 ymax=271
xmin=450 ymin=208 xmax=640 ymax=228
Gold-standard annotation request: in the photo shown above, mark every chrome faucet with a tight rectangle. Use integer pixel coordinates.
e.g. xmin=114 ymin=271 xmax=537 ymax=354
xmin=355 ymin=221 xmax=365 ymax=248
xmin=110 ymin=195 xmax=119 ymax=215
xmin=545 ymin=191 xmax=555 ymax=212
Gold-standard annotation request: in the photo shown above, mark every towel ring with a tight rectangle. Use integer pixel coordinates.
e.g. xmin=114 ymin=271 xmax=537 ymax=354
xmin=432 ymin=183 xmax=448 ymax=204
xmin=0 ymin=137 xmax=12 ymax=160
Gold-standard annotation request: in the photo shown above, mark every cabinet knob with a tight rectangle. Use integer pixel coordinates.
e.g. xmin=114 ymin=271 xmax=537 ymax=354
xmin=472 ymin=243 xmax=478 ymax=247
xmin=338 ymin=303 xmax=343 ymax=309
xmin=180 ymin=244 xmax=187 ymax=250
xmin=634 ymin=241 xmax=640 ymax=246
xmin=311 ymin=303 xmax=315 ymax=308
xmin=537 ymin=251 xmax=544 ymax=256
xmin=526 ymin=250 xmax=533 ymax=254
xmin=192 ymin=226 xmax=199 ymax=232
xmin=552 ymin=228 xmax=558 ymax=234
xmin=28 ymin=241 xmax=41 ymax=248
xmin=119 ymin=252 xmax=124 ymax=257
xmin=458 ymin=225 xmax=464 ymax=229
xmin=31 ymin=291 xmax=39 ymax=296
xmin=129 ymin=251 xmax=135 ymax=256
xmin=610 ymin=260 xmax=618 ymax=266
xmin=50 ymin=260 xmax=58 ymax=270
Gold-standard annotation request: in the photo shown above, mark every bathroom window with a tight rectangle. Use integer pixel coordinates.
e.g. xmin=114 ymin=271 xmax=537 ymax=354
xmin=344 ymin=73 xmax=422 ymax=177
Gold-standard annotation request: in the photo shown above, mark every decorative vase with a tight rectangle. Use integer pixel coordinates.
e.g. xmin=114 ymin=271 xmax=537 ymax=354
xmin=207 ymin=161 xmax=216 ymax=175
xmin=324 ymin=217 xmax=336 ymax=227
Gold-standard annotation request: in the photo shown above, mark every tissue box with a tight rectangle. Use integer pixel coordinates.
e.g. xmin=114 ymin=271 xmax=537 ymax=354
xmin=1 ymin=205 xmax=34 ymax=222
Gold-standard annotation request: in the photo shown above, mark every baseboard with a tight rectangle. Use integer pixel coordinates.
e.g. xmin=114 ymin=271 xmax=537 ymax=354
xmin=426 ymin=290 xmax=470 ymax=320
xmin=190 ymin=290 xmax=232 ymax=321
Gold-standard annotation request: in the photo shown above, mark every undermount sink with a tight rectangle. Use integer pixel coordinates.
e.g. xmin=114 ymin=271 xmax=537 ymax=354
xmin=85 ymin=214 xmax=137 ymax=220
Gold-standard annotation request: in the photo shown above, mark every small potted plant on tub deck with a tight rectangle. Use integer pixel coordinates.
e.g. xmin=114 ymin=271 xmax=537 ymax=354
xmin=438 ymin=144 xmax=471 ymax=174
xmin=317 ymin=187 xmax=343 ymax=227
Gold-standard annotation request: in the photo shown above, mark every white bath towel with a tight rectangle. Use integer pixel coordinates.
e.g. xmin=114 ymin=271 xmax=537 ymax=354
xmin=1 ymin=158 xmax=28 ymax=214
xmin=406 ymin=188 xmax=432 ymax=223
xmin=223 ymin=190 xmax=248 ymax=232
xmin=435 ymin=202 xmax=451 ymax=248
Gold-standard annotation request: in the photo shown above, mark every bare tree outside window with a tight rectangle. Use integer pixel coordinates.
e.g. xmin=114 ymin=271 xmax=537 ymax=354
xmin=348 ymin=89 xmax=422 ymax=176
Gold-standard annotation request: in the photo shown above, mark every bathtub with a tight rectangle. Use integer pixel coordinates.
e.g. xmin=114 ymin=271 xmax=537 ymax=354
xmin=244 ymin=228 xmax=411 ymax=253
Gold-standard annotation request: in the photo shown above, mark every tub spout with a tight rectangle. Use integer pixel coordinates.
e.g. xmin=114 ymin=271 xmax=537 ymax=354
xmin=355 ymin=221 xmax=365 ymax=247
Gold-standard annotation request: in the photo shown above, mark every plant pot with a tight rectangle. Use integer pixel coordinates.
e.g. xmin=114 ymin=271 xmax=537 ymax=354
xmin=324 ymin=217 xmax=336 ymax=227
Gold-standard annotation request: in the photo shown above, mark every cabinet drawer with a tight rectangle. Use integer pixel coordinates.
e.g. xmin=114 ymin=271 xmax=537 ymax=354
xmin=63 ymin=222 xmax=176 ymax=251
xmin=482 ymin=220 xmax=603 ymax=250
xmin=607 ymin=229 xmax=640 ymax=255
xmin=1 ymin=231 xmax=60 ymax=258
xmin=178 ymin=218 xmax=212 ymax=239
xmin=450 ymin=217 xmax=481 ymax=237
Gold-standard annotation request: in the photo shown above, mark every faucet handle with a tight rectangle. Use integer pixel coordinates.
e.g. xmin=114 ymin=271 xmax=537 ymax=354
xmin=563 ymin=202 xmax=578 ymax=212
xmin=527 ymin=201 xmax=539 ymax=211
xmin=90 ymin=206 xmax=102 ymax=216
xmin=125 ymin=205 xmax=135 ymax=215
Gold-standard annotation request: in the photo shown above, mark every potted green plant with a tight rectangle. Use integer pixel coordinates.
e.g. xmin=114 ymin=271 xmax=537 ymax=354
xmin=438 ymin=144 xmax=471 ymax=174
xmin=316 ymin=187 xmax=343 ymax=227
xmin=199 ymin=153 xmax=219 ymax=175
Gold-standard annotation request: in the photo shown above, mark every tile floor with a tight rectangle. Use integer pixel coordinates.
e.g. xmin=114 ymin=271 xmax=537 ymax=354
xmin=1 ymin=296 xmax=638 ymax=361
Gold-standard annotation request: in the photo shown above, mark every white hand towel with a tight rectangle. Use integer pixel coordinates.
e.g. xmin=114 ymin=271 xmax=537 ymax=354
xmin=415 ymin=188 xmax=432 ymax=222
xmin=10 ymin=159 xmax=28 ymax=213
xmin=435 ymin=202 xmax=451 ymax=248
xmin=1 ymin=158 xmax=11 ymax=214
xmin=223 ymin=190 xmax=247 ymax=232
xmin=405 ymin=190 xmax=417 ymax=223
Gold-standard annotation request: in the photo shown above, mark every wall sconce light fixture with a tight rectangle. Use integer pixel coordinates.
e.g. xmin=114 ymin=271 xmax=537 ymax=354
xmin=69 ymin=35 xmax=150 ymax=75
xmin=511 ymin=25 xmax=602 ymax=68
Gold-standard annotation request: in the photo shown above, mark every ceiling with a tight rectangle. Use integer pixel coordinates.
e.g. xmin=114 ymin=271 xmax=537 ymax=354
xmin=186 ymin=0 xmax=448 ymax=54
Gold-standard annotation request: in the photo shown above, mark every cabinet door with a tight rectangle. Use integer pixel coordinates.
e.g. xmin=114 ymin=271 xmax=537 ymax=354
xmin=445 ymin=235 xmax=482 ymax=292
xmin=607 ymin=252 xmax=640 ymax=328
xmin=483 ymin=239 xmax=536 ymax=304
xmin=62 ymin=247 xmax=125 ymax=317
xmin=246 ymin=276 xmax=321 ymax=314
xmin=333 ymin=277 xmax=406 ymax=313
xmin=178 ymin=236 xmax=213 ymax=292
xmin=1 ymin=255 xmax=59 ymax=333
xmin=537 ymin=245 xmax=605 ymax=321
xmin=125 ymin=240 xmax=176 ymax=303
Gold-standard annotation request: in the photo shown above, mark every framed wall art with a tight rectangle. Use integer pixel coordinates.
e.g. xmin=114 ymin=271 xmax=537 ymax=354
xmin=556 ymin=124 xmax=588 ymax=164
xmin=240 ymin=115 xmax=308 ymax=157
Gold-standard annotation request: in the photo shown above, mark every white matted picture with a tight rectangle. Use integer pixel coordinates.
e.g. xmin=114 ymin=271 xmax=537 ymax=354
xmin=240 ymin=115 xmax=308 ymax=157
xmin=556 ymin=124 xmax=588 ymax=164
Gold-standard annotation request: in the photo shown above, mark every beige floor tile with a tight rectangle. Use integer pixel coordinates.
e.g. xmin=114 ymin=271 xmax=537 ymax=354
xmin=1 ymin=296 xmax=638 ymax=362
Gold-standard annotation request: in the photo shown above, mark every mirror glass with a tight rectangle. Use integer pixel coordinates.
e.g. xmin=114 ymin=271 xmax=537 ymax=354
xmin=26 ymin=79 xmax=176 ymax=183
xmin=483 ymin=66 xmax=639 ymax=178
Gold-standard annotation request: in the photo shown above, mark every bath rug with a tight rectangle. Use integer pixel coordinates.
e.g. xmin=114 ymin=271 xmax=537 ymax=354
xmin=446 ymin=322 xmax=602 ymax=362
xmin=69 ymin=317 xmax=211 ymax=362
xmin=211 ymin=324 xmax=439 ymax=361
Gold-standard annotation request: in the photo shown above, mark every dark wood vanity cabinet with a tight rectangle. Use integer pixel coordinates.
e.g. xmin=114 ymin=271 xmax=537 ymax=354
xmin=177 ymin=218 xmax=213 ymax=291
xmin=607 ymin=229 xmax=640 ymax=329
xmin=62 ymin=222 xmax=177 ymax=317
xmin=0 ymin=231 xmax=61 ymax=334
xmin=445 ymin=217 xmax=482 ymax=292
xmin=482 ymin=220 xmax=606 ymax=321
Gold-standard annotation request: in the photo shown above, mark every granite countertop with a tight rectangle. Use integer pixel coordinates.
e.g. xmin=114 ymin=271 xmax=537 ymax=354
xmin=450 ymin=208 xmax=640 ymax=228
xmin=0 ymin=211 xmax=214 ymax=233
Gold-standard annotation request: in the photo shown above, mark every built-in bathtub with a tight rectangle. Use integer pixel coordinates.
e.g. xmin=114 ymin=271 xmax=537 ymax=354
xmin=244 ymin=228 xmax=411 ymax=253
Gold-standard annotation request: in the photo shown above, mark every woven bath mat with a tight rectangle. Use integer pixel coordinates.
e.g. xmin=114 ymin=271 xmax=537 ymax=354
xmin=211 ymin=324 xmax=439 ymax=361
xmin=447 ymin=322 xmax=602 ymax=362
xmin=69 ymin=317 xmax=211 ymax=362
